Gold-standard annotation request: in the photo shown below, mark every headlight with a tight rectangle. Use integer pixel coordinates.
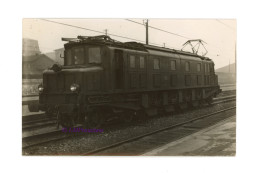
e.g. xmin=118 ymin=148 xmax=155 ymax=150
xmin=70 ymin=84 xmax=79 ymax=92
xmin=38 ymin=84 xmax=44 ymax=93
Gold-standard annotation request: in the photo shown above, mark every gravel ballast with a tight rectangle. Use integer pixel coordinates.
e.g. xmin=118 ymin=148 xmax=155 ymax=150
xmin=23 ymin=101 xmax=236 ymax=155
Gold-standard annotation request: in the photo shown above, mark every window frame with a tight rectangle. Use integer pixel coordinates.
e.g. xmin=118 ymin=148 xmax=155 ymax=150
xmin=170 ymin=60 xmax=177 ymax=70
xmin=197 ymin=63 xmax=201 ymax=72
xmin=129 ymin=55 xmax=136 ymax=68
xmin=185 ymin=61 xmax=190 ymax=72
xmin=65 ymin=46 xmax=104 ymax=66
xmin=153 ymin=58 xmax=160 ymax=70
xmin=88 ymin=47 xmax=102 ymax=64
xmin=140 ymin=56 xmax=145 ymax=69
xmin=73 ymin=47 xmax=85 ymax=65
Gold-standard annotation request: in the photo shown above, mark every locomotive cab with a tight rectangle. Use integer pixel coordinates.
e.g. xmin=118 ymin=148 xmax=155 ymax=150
xmin=33 ymin=42 xmax=109 ymax=127
xmin=64 ymin=46 xmax=102 ymax=66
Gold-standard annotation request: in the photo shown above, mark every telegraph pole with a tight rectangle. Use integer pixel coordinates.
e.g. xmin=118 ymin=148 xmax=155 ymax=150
xmin=145 ymin=19 xmax=149 ymax=45
xmin=105 ymin=29 xmax=108 ymax=36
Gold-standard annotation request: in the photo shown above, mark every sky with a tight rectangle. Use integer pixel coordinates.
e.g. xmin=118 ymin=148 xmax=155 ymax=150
xmin=22 ymin=19 xmax=236 ymax=69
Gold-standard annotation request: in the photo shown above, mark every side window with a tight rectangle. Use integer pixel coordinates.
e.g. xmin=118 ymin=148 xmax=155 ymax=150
xmin=170 ymin=60 xmax=176 ymax=70
xmin=185 ymin=62 xmax=190 ymax=71
xmin=197 ymin=63 xmax=201 ymax=72
xmin=205 ymin=64 xmax=207 ymax=73
xmin=153 ymin=58 xmax=160 ymax=69
xmin=130 ymin=55 xmax=135 ymax=68
xmin=140 ymin=56 xmax=145 ymax=68
xmin=74 ymin=47 xmax=84 ymax=65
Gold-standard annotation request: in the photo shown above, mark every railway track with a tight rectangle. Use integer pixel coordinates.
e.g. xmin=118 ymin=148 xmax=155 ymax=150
xmin=22 ymin=119 xmax=57 ymax=130
xmin=220 ymin=84 xmax=236 ymax=92
xmin=22 ymin=95 xmax=236 ymax=150
xmin=22 ymin=113 xmax=56 ymax=131
xmin=212 ymin=95 xmax=236 ymax=104
xmin=82 ymin=106 xmax=236 ymax=155
xmin=22 ymin=112 xmax=45 ymax=122
xmin=22 ymin=125 xmax=83 ymax=149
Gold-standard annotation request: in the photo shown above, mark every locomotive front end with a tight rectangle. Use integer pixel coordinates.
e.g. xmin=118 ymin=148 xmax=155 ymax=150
xmin=39 ymin=67 xmax=82 ymax=116
xmin=29 ymin=39 xmax=105 ymax=127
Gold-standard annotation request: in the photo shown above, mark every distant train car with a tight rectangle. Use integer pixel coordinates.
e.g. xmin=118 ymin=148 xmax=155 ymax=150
xmin=29 ymin=35 xmax=221 ymax=128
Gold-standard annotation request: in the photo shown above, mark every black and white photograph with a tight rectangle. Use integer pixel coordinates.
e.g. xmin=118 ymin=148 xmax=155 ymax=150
xmin=2 ymin=1 xmax=260 ymax=173
xmin=22 ymin=19 xmax=236 ymax=156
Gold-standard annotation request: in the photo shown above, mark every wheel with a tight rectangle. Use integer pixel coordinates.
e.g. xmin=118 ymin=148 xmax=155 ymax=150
xmin=191 ymin=101 xmax=199 ymax=108
xmin=59 ymin=113 xmax=75 ymax=128
xmin=158 ymin=108 xmax=167 ymax=116
xmin=178 ymin=102 xmax=188 ymax=110
xmin=198 ymin=100 xmax=204 ymax=108
xmin=135 ymin=110 xmax=147 ymax=122
xmin=120 ymin=111 xmax=134 ymax=123
xmin=46 ymin=107 xmax=55 ymax=117
xmin=207 ymin=97 xmax=213 ymax=105
xmin=84 ymin=111 xmax=104 ymax=129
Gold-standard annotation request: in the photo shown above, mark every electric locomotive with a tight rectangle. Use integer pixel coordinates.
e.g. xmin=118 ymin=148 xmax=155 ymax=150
xmin=29 ymin=35 xmax=221 ymax=128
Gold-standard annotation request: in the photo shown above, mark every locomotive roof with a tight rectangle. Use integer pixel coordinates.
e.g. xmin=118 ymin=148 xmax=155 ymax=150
xmin=62 ymin=35 xmax=212 ymax=61
xmin=143 ymin=44 xmax=211 ymax=61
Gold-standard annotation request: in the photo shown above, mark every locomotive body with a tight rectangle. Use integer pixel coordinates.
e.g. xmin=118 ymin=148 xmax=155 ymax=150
xmin=31 ymin=35 xmax=221 ymax=127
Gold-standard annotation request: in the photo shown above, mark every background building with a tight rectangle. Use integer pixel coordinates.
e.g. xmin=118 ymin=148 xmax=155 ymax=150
xmin=216 ymin=63 xmax=236 ymax=84
xmin=22 ymin=38 xmax=41 ymax=56
xmin=22 ymin=54 xmax=55 ymax=79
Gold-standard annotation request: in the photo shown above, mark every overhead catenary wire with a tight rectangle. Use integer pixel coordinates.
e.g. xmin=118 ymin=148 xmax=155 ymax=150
xmin=125 ymin=19 xmax=236 ymax=55
xmin=23 ymin=19 xmax=236 ymax=63
xmin=39 ymin=19 xmax=234 ymax=55
xmin=125 ymin=19 xmax=236 ymax=67
xmin=215 ymin=19 xmax=235 ymax=31
xmin=40 ymin=19 xmax=166 ymax=47
xmin=125 ymin=19 xmax=191 ymax=40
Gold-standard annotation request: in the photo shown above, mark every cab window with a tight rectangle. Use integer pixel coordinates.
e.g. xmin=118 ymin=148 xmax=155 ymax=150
xmin=89 ymin=47 xmax=101 ymax=63
xmin=74 ymin=47 xmax=84 ymax=64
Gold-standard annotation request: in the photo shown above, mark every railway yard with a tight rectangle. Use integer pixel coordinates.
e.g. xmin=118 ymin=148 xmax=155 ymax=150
xmin=22 ymin=85 xmax=236 ymax=156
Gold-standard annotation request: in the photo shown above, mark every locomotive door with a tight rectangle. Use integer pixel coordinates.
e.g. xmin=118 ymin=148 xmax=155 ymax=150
xmin=114 ymin=49 xmax=124 ymax=89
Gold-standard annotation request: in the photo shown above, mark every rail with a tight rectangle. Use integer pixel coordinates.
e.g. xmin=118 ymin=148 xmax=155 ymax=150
xmin=22 ymin=96 xmax=236 ymax=150
xmin=82 ymin=106 xmax=236 ymax=155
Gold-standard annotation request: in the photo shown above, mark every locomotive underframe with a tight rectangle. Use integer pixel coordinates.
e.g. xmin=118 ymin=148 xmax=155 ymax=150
xmin=37 ymin=85 xmax=221 ymax=127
